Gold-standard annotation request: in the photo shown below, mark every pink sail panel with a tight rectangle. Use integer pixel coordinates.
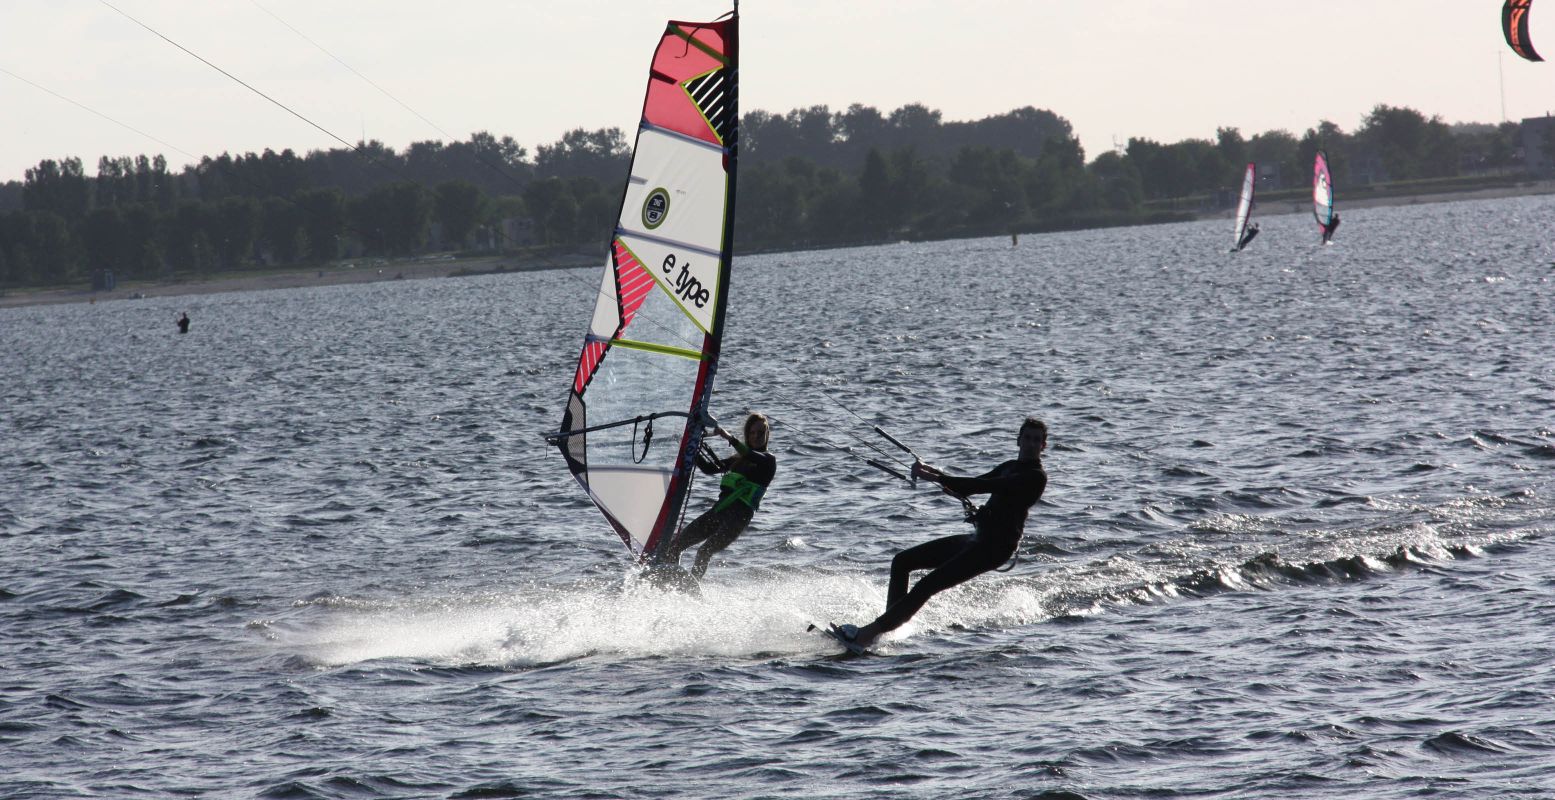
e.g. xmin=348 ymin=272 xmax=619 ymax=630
xmin=644 ymin=21 xmax=734 ymax=146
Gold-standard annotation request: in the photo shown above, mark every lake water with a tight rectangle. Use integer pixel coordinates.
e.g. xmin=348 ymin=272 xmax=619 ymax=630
xmin=3 ymin=195 xmax=1554 ymax=799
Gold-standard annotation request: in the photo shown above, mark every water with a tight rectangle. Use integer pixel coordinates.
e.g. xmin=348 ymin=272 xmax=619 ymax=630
xmin=3 ymin=195 xmax=1554 ymax=799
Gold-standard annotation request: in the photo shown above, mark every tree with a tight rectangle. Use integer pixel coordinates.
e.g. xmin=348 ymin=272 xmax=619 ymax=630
xmin=837 ymin=103 xmax=888 ymax=146
xmin=261 ymin=197 xmax=304 ymax=264
xmin=212 ymin=196 xmax=260 ymax=269
xmin=535 ymin=128 xmax=629 ymax=185
xmin=951 ymin=145 xmax=1028 ymax=230
xmin=166 ymin=200 xmax=215 ymax=275
xmin=122 ymin=203 xmax=164 ymax=278
xmin=28 ymin=210 xmax=81 ymax=283
xmin=857 ymin=147 xmax=893 ymax=237
xmin=523 ymin=177 xmax=577 ymax=245
xmin=350 ymin=182 xmax=431 ymax=256
xmin=434 ymin=180 xmax=486 ymax=250
xmin=81 ymin=205 xmax=130 ymax=275
xmin=1358 ymin=104 xmax=1457 ymax=180
xmin=1029 ymin=135 xmax=1095 ymax=215
xmin=23 ymin=158 xmax=89 ymax=221
xmin=1247 ymin=130 xmax=1299 ymax=189
xmin=1089 ymin=151 xmax=1144 ymax=211
xmin=566 ymin=177 xmax=614 ymax=246
xmin=734 ymin=161 xmax=805 ymax=248
xmin=294 ymin=188 xmax=345 ymax=263
xmin=1216 ymin=127 xmax=1248 ymax=177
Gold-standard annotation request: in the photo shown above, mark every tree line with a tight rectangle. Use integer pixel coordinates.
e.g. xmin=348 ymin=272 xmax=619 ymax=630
xmin=0 ymin=102 xmax=1534 ymax=290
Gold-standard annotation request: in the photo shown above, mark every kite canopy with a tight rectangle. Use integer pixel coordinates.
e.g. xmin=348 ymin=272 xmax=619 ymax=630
xmin=1504 ymin=0 xmax=1543 ymax=62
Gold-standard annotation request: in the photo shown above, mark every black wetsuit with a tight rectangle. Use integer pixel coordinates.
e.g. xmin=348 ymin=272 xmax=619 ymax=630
xmin=869 ymin=458 xmax=1046 ymax=635
xmin=1322 ymin=215 xmax=1340 ymax=243
xmin=1237 ymin=225 xmax=1259 ymax=251
xmin=659 ymin=439 xmax=776 ymax=579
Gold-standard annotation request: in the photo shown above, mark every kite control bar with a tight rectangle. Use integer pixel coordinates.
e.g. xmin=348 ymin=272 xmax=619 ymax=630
xmin=866 ymin=425 xmax=981 ymax=522
xmin=865 ymin=425 xmax=922 ymax=486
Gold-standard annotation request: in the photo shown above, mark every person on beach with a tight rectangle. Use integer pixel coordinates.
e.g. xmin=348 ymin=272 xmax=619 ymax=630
xmin=654 ymin=413 xmax=777 ymax=583
xmin=834 ymin=417 xmax=1048 ymax=649
xmin=177 ymin=312 xmax=190 ymax=334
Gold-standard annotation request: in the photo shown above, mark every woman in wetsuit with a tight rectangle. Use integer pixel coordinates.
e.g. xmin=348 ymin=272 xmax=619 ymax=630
xmin=840 ymin=417 xmax=1048 ymax=648
xmin=658 ymin=413 xmax=777 ymax=580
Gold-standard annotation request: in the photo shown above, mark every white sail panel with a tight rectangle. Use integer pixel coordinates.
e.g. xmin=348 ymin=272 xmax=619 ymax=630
xmin=619 ymin=129 xmax=730 ymax=249
xmin=587 ymin=466 xmax=676 ymax=553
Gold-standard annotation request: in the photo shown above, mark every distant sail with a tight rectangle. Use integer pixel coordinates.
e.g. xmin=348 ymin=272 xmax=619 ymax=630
xmin=1504 ymin=0 xmax=1543 ymax=62
xmin=1313 ymin=151 xmax=1334 ymax=231
xmin=1231 ymin=162 xmax=1255 ymax=251
xmin=550 ymin=11 xmax=739 ymax=560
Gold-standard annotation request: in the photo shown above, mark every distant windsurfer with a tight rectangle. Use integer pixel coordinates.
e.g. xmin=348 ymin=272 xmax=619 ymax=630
xmin=1235 ymin=222 xmax=1260 ymax=252
xmin=654 ymin=413 xmax=776 ymax=581
xmin=1321 ymin=213 xmax=1341 ymax=244
xmin=834 ymin=417 xmax=1048 ymax=649
xmin=177 ymin=312 xmax=190 ymax=334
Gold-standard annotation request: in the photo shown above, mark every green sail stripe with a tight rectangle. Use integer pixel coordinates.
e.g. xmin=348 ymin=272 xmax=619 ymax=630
xmin=668 ymin=24 xmax=729 ymax=65
xmin=612 ymin=337 xmax=706 ymax=361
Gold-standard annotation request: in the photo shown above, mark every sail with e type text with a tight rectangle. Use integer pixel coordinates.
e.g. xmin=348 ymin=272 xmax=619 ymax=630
xmin=549 ymin=10 xmax=739 ymax=560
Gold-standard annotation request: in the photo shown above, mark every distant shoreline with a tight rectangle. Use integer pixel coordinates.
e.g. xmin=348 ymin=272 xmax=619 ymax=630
xmin=0 ymin=251 xmax=598 ymax=310
xmin=5 ymin=180 xmax=1554 ymax=311
xmin=1235 ymin=178 xmax=1555 ymax=218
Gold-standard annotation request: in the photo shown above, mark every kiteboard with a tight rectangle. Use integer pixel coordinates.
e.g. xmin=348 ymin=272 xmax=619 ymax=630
xmin=807 ymin=622 xmax=870 ymax=656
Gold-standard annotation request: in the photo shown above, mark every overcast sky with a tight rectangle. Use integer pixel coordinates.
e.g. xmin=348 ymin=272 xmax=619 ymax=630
xmin=3 ymin=1 xmax=1553 ymax=184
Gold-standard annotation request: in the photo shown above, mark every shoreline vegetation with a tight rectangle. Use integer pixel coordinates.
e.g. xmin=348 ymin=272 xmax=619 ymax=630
xmin=4 ymin=102 xmax=1550 ymax=306
xmin=4 ymin=175 xmax=1550 ymax=311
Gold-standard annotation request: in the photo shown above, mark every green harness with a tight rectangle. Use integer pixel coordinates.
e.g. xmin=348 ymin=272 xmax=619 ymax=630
xmin=711 ymin=439 xmax=768 ymax=513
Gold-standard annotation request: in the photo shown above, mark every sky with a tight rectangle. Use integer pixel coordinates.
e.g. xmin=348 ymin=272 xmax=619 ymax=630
xmin=3 ymin=0 xmax=1554 ymax=184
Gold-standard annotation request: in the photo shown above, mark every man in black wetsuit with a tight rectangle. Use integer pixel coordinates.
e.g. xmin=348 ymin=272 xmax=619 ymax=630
xmin=656 ymin=413 xmax=777 ymax=581
xmin=837 ymin=417 xmax=1048 ymax=649
xmin=1236 ymin=221 xmax=1260 ymax=252
xmin=1321 ymin=213 xmax=1341 ymax=244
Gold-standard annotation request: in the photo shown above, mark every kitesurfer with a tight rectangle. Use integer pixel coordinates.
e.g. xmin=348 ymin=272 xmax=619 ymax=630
xmin=656 ymin=412 xmax=777 ymax=581
xmin=1236 ymin=222 xmax=1260 ymax=251
xmin=835 ymin=417 xmax=1048 ymax=649
xmin=1321 ymin=213 xmax=1341 ymax=244
xmin=177 ymin=312 xmax=190 ymax=334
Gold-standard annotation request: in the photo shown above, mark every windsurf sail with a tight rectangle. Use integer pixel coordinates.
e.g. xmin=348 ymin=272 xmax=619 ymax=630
xmin=1231 ymin=162 xmax=1255 ymax=251
xmin=1312 ymin=150 xmax=1334 ymax=231
xmin=1504 ymin=0 xmax=1543 ymax=62
xmin=549 ymin=10 xmax=739 ymax=561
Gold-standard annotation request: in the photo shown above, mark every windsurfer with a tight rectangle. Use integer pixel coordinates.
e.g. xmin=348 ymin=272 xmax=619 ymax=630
xmin=1322 ymin=213 xmax=1341 ymax=244
xmin=655 ymin=413 xmax=777 ymax=581
xmin=835 ymin=417 xmax=1048 ymax=649
xmin=1237 ymin=222 xmax=1260 ymax=251
xmin=177 ymin=312 xmax=190 ymax=333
